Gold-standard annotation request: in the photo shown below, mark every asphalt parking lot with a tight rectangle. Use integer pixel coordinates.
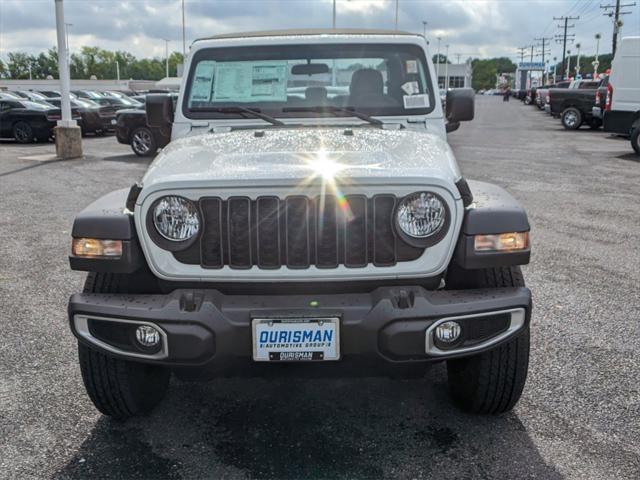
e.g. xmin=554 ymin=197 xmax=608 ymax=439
xmin=1 ymin=96 xmax=639 ymax=480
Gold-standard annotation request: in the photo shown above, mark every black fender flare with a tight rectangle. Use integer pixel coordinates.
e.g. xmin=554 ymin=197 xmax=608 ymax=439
xmin=452 ymin=181 xmax=531 ymax=269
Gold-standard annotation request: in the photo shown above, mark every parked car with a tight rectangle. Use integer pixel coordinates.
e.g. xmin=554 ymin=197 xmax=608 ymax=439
xmin=603 ymin=37 xmax=640 ymax=155
xmin=114 ymin=95 xmax=176 ymax=156
xmin=44 ymin=97 xmax=112 ymax=135
xmin=101 ymin=91 xmax=144 ymax=108
xmin=0 ymin=91 xmax=24 ymax=101
xmin=548 ymin=79 xmax=605 ymax=129
xmin=524 ymin=87 xmax=537 ymax=105
xmin=0 ymin=99 xmax=77 ymax=143
xmin=537 ymin=81 xmax=570 ymax=110
xmin=12 ymin=90 xmax=54 ymax=103
xmin=38 ymin=90 xmax=64 ymax=98
xmin=67 ymin=29 xmax=533 ymax=420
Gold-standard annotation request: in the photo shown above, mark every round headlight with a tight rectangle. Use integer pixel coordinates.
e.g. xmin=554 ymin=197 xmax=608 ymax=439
xmin=396 ymin=192 xmax=446 ymax=238
xmin=153 ymin=196 xmax=200 ymax=241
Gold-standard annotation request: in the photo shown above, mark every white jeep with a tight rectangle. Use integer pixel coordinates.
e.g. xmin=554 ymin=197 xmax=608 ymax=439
xmin=68 ymin=30 xmax=532 ymax=418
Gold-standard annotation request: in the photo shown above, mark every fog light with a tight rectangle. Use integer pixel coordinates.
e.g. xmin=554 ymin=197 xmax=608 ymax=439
xmin=72 ymin=238 xmax=122 ymax=258
xmin=135 ymin=325 xmax=161 ymax=347
xmin=435 ymin=321 xmax=461 ymax=343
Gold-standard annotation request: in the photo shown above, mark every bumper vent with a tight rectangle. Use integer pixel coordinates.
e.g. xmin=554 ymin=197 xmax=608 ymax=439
xmin=174 ymin=195 xmax=424 ymax=270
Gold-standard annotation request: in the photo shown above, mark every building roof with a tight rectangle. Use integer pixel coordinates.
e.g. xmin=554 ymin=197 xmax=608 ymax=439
xmin=196 ymin=28 xmax=419 ymax=43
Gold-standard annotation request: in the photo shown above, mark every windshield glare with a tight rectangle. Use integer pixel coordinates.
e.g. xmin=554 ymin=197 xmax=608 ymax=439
xmin=184 ymin=43 xmax=433 ymax=119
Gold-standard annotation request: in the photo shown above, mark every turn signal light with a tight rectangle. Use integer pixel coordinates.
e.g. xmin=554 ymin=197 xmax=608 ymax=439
xmin=72 ymin=238 xmax=123 ymax=258
xmin=474 ymin=232 xmax=529 ymax=252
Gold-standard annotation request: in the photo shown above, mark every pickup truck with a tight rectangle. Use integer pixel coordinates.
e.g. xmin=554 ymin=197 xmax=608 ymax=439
xmin=537 ymin=81 xmax=570 ymax=111
xmin=548 ymin=79 xmax=603 ymax=129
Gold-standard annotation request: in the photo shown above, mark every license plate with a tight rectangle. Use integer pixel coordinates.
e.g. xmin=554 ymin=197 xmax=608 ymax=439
xmin=111 ymin=119 xmax=117 ymax=125
xmin=252 ymin=317 xmax=340 ymax=362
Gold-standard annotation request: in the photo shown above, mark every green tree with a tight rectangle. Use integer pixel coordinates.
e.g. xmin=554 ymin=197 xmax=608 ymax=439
xmin=432 ymin=54 xmax=450 ymax=64
xmin=471 ymin=57 xmax=517 ymax=90
xmin=7 ymin=52 xmax=34 ymax=79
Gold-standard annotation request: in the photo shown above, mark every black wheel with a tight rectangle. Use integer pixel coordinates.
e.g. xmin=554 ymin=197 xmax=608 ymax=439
xmin=524 ymin=96 xmax=532 ymax=105
xmin=77 ymin=272 xmax=169 ymax=419
xmin=12 ymin=121 xmax=33 ymax=143
xmin=630 ymin=127 xmax=640 ymax=156
xmin=561 ymin=107 xmax=582 ymax=130
xmin=445 ymin=266 xmax=530 ymax=414
xmin=588 ymin=118 xmax=602 ymax=130
xmin=130 ymin=127 xmax=157 ymax=157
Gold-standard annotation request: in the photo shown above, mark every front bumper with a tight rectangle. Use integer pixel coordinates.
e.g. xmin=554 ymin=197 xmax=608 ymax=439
xmin=69 ymin=286 xmax=531 ymax=368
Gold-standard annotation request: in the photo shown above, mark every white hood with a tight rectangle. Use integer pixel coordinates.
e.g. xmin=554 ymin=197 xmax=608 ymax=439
xmin=141 ymin=127 xmax=462 ymax=195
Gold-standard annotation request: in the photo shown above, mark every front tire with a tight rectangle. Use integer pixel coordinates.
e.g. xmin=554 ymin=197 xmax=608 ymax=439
xmin=445 ymin=266 xmax=530 ymax=414
xmin=561 ymin=107 xmax=582 ymax=130
xmin=130 ymin=127 xmax=157 ymax=157
xmin=77 ymin=272 xmax=169 ymax=418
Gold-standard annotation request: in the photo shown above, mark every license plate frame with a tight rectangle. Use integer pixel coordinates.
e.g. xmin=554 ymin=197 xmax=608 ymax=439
xmin=251 ymin=317 xmax=340 ymax=362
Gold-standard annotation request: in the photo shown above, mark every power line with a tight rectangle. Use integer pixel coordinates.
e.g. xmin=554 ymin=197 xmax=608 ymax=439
xmin=600 ymin=0 xmax=637 ymax=55
xmin=554 ymin=15 xmax=579 ymax=80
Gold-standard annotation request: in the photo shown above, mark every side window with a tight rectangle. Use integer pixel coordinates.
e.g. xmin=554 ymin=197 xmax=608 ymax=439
xmin=0 ymin=101 xmax=13 ymax=112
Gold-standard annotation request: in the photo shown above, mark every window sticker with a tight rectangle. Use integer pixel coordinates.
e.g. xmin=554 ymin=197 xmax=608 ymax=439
xmin=189 ymin=60 xmax=216 ymax=104
xmin=213 ymin=61 xmax=288 ymax=103
xmin=403 ymin=94 xmax=430 ymax=109
xmin=405 ymin=60 xmax=418 ymax=74
xmin=401 ymin=81 xmax=420 ymax=95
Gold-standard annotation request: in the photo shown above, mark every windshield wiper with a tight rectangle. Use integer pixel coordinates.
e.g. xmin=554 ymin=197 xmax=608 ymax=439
xmin=191 ymin=106 xmax=284 ymax=126
xmin=282 ymin=105 xmax=384 ymax=127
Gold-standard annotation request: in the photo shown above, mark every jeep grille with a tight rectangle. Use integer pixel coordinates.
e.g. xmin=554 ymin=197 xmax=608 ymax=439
xmin=172 ymin=195 xmax=424 ymax=269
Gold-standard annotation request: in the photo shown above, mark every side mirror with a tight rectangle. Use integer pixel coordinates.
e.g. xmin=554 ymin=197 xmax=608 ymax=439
xmin=446 ymin=88 xmax=475 ymax=125
xmin=146 ymin=93 xmax=174 ymax=128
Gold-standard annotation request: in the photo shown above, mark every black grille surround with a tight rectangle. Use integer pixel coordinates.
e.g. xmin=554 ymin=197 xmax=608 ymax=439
xmin=172 ymin=194 xmax=428 ymax=270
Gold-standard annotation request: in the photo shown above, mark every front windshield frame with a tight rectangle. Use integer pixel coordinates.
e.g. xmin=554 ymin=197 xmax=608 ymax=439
xmin=182 ymin=42 xmax=435 ymax=121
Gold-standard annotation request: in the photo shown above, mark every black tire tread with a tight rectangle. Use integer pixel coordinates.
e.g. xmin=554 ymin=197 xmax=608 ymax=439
xmin=446 ymin=266 xmax=530 ymax=414
xmin=78 ymin=272 xmax=169 ymax=419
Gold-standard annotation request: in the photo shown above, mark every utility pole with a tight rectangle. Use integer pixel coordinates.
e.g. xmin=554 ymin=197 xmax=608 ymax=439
xmin=333 ymin=0 xmax=336 ymax=28
xmin=575 ymin=43 xmax=581 ymax=77
xmin=535 ymin=36 xmax=551 ymax=84
xmin=601 ymin=0 xmax=636 ymax=56
xmin=115 ymin=60 xmax=120 ymax=81
xmin=455 ymin=53 xmax=461 ymax=64
xmin=554 ymin=16 xmax=578 ymax=80
xmin=516 ymin=46 xmax=527 ymax=64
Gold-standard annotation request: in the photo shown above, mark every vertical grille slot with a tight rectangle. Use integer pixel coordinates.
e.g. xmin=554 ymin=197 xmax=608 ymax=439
xmin=345 ymin=195 xmax=368 ymax=267
xmin=200 ymin=197 xmax=223 ymax=268
xmin=227 ymin=197 xmax=252 ymax=268
xmin=256 ymin=197 xmax=281 ymax=269
xmin=285 ymin=196 xmax=310 ymax=268
xmin=373 ymin=195 xmax=397 ymax=266
xmin=315 ymin=195 xmax=338 ymax=268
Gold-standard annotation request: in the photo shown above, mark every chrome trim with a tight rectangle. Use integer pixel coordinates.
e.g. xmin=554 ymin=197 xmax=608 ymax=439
xmin=425 ymin=308 xmax=526 ymax=356
xmin=74 ymin=314 xmax=169 ymax=360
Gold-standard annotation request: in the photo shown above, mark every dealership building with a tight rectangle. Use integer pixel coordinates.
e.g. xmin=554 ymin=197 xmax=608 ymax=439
xmin=434 ymin=61 xmax=473 ymax=89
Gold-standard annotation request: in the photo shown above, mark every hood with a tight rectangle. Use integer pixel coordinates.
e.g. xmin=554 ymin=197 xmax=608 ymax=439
xmin=141 ymin=127 xmax=461 ymax=194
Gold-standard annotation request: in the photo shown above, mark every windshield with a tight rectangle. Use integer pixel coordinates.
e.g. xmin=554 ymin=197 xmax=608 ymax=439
xmin=20 ymin=100 xmax=52 ymax=110
xmin=184 ymin=43 xmax=434 ymax=120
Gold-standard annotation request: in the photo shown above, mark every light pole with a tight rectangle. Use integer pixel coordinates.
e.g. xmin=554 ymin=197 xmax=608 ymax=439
xmin=553 ymin=56 xmax=557 ymax=83
xmin=394 ymin=0 xmax=399 ymax=30
xmin=54 ymin=0 xmax=82 ymax=158
xmin=182 ymin=0 xmax=186 ymax=58
xmin=593 ymin=33 xmax=601 ymax=76
xmin=444 ymin=44 xmax=450 ymax=89
xmin=436 ymin=37 xmax=441 ymax=87
xmin=64 ymin=22 xmax=72 ymax=62
xmin=163 ymin=39 xmax=170 ymax=78
xmin=566 ymin=49 xmax=571 ymax=80
xmin=575 ymin=42 xmax=581 ymax=77
xmin=115 ymin=60 xmax=120 ymax=81
xmin=333 ymin=0 xmax=336 ymax=28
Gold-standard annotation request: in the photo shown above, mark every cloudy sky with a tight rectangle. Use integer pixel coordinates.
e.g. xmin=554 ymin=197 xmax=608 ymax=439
xmin=1 ymin=0 xmax=638 ymax=63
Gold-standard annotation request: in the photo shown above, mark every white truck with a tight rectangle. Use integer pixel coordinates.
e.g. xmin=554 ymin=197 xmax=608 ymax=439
xmin=67 ymin=29 xmax=532 ymax=418
xmin=603 ymin=36 xmax=640 ymax=155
